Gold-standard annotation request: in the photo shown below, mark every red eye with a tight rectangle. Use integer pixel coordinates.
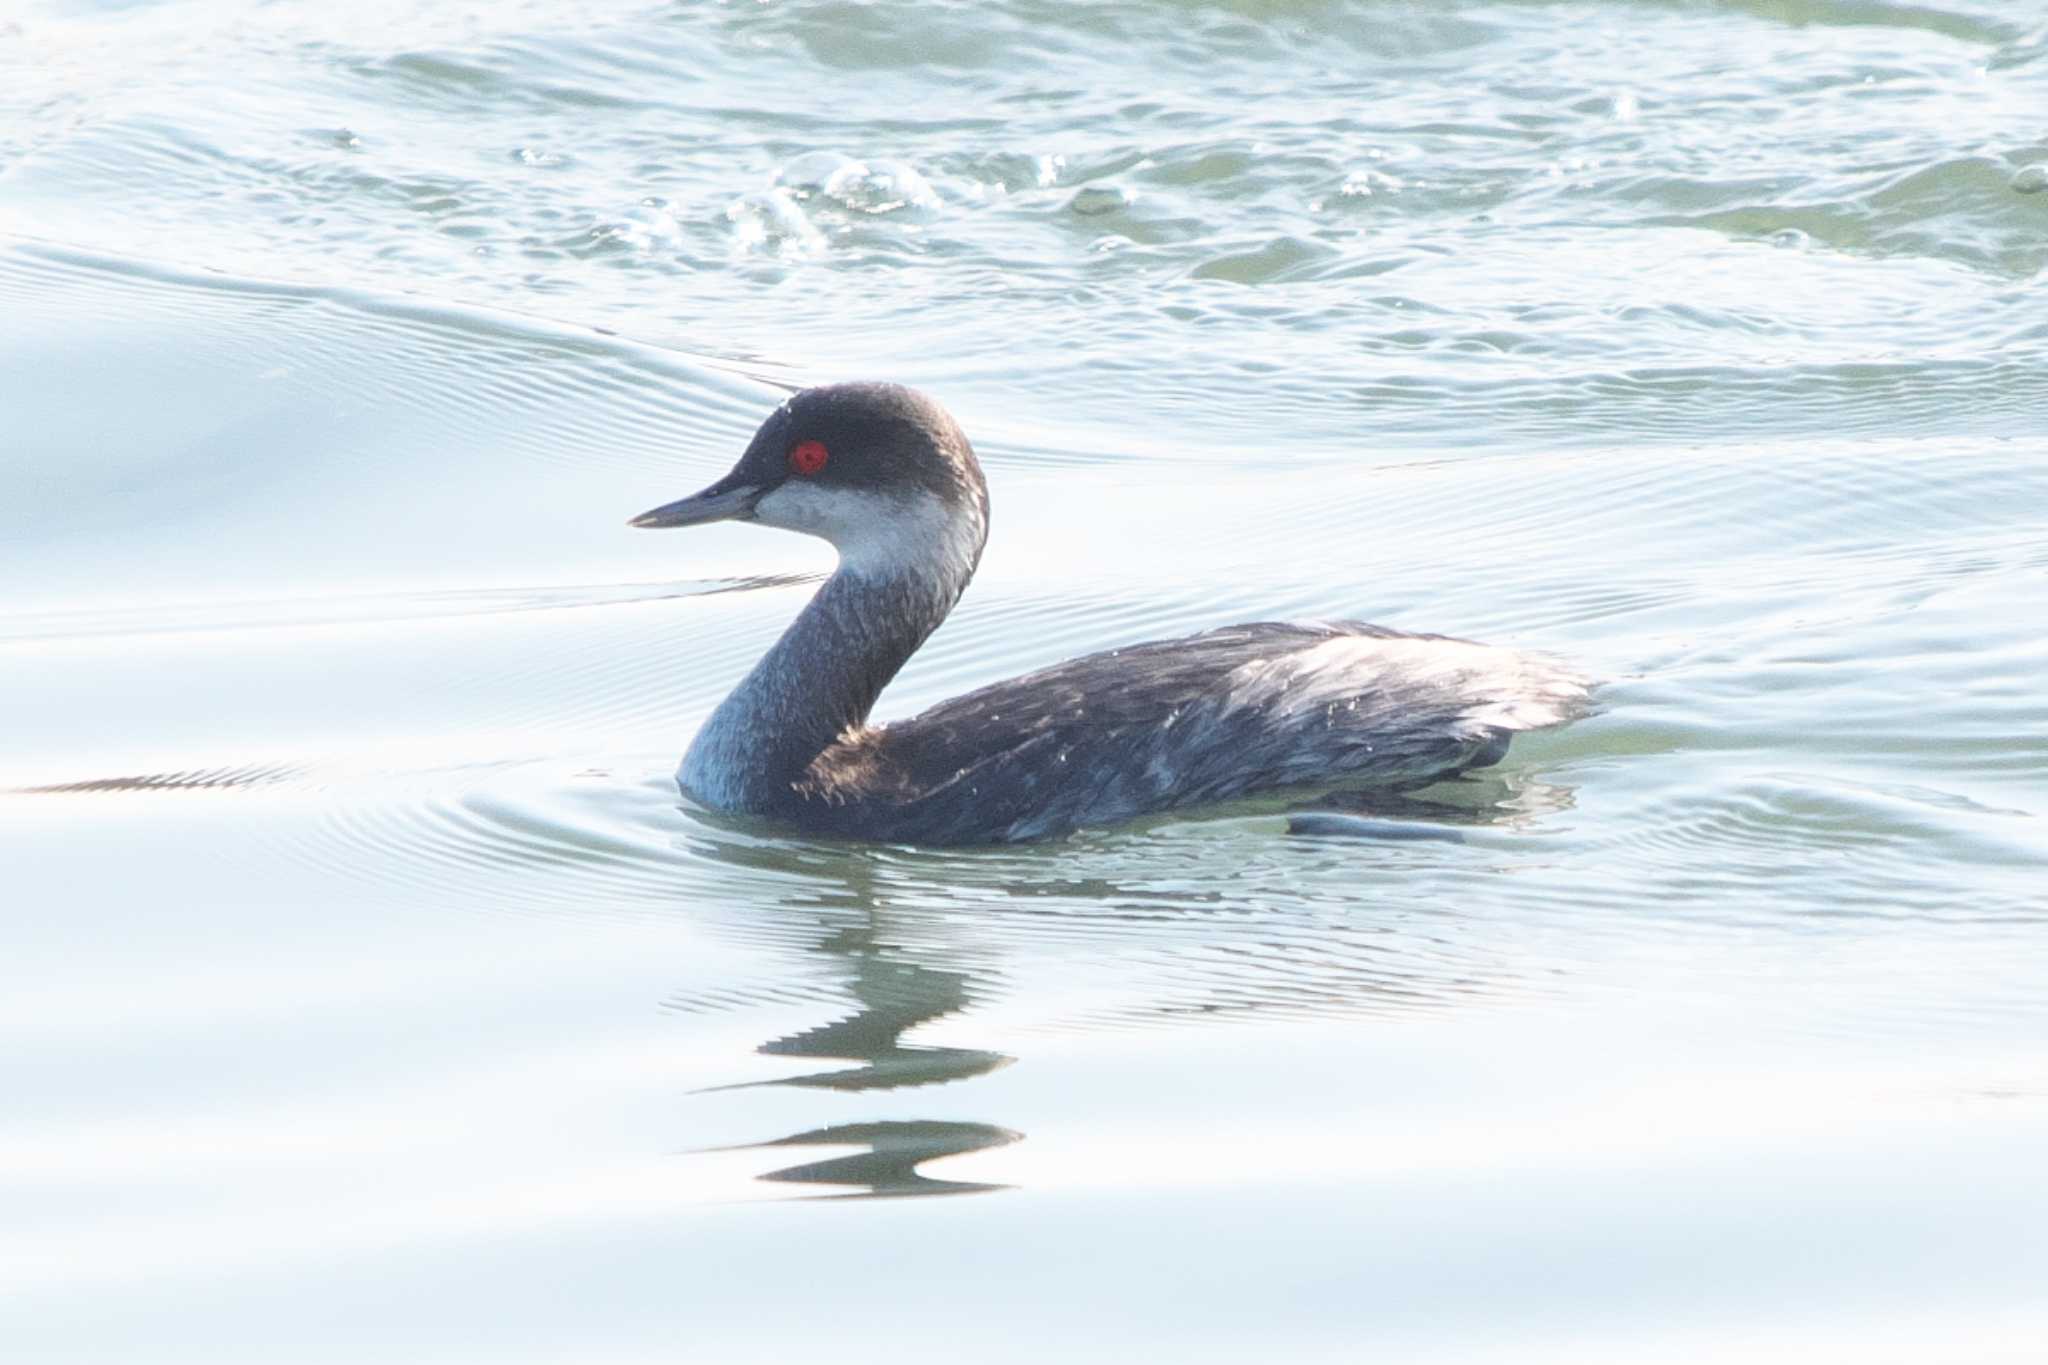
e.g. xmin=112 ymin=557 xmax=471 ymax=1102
xmin=788 ymin=440 xmax=829 ymax=476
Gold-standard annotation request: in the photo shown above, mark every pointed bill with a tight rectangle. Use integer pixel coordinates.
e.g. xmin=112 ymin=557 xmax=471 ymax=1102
xmin=629 ymin=475 xmax=770 ymax=529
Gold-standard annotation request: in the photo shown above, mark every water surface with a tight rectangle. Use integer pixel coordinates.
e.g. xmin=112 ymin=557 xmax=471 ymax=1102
xmin=5 ymin=1 xmax=2047 ymax=1360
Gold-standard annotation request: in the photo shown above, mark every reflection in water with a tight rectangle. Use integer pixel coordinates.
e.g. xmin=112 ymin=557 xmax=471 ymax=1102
xmin=728 ymin=928 xmax=1017 ymax=1193
xmin=1284 ymin=784 xmax=1521 ymax=840
xmin=679 ymin=861 xmax=1018 ymax=1197
xmin=672 ymin=773 xmax=1584 ymax=1196
xmin=721 ymin=1121 xmax=1021 ymax=1200
xmin=697 ymin=915 xmax=1011 ymax=1094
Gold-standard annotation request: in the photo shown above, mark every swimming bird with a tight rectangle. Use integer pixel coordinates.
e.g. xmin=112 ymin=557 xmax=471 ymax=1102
xmin=631 ymin=383 xmax=1590 ymax=844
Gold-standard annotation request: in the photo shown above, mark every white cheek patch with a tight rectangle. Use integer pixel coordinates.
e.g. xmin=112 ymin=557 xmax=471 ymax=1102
xmin=752 ymin=480 xmax=867 ymax=540
xmin=753 ymin=482 xmax=981 ymax=584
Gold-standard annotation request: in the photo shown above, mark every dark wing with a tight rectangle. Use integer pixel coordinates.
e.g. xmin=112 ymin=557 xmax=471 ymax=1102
xmin=805 ymin=621 xmax=1591 ymax=843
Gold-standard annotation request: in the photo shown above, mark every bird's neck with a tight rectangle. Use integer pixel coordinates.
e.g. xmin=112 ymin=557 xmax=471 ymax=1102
xmin=681 ymin=503 xmax=983 ymax=814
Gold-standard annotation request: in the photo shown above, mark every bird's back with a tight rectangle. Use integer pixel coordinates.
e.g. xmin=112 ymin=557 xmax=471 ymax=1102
xmin=791 ymin=621 xmax=1593 ymax=844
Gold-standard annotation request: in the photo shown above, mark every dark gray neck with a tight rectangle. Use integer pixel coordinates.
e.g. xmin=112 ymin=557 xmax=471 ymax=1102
xmin=679 ymin=552 xmax=972 ymax=815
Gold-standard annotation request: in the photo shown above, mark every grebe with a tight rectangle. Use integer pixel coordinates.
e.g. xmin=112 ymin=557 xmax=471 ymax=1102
xmin=632 ymin=382 xmax=1591 ymax=845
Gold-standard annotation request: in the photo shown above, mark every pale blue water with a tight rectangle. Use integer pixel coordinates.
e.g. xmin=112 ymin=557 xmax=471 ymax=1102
xmin=5 ymin=2 xmax=2047 ymax=1361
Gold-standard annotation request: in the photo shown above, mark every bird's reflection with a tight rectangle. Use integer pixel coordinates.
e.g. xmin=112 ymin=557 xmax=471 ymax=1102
xmin=717 ymin=1120 xmax=1021 ymax=1199
xmin=699 ymin=914 xmax=1012 ymax=1095
xmin=679 ymin=771 xmax=1576 ymax=1198
xmin=680 ymin=842 xmax=1019 ymax=1198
